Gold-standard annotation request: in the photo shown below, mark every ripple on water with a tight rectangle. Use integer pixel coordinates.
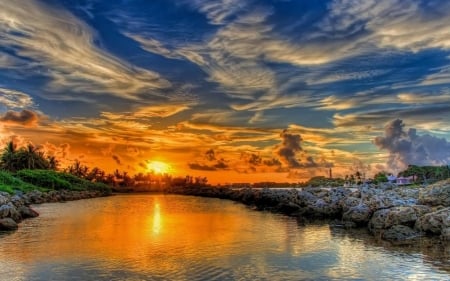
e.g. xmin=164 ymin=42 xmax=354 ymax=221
xmin=0 ymin=195 xmax=449 ymax=281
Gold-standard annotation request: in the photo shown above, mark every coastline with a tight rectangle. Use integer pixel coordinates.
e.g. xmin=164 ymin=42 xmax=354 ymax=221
xmin=0 ymin=189 xmax=111 ymax=231
xmin=167 ymin=179 xmax=450 ymax=243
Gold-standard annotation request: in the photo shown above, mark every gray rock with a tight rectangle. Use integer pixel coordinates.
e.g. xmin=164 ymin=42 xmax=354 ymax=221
xmin=0 ymin=202 xmax=22 ymax=222
xmin=0 ymin=218 xmax=18 ymax=231
xmin=415 ymin=207 xmax=450 ymax=234
xmin=340 ymin=196 xmax=360 ymax=212
xmin=418 ymin=179 xmax=450 ymax=206
xmin=0 ymin=193 xmax=10 ymax=205
xmin=384 ymin=206 xmax=421 ymax=228
xmin=369 ymin=208 xmax=391 ymax=233
xmin=441 ymin=227 xmax=450 ymax=241
xmin=382 ymin=225 xmax=420 ymax=241
xmin=18 ymin=206 xmax=39 ymax=218
xmin=342 ymin=203 xmax=372 ymax=226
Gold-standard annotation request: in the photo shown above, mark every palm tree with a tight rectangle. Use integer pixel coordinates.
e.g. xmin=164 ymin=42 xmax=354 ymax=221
xmin=0 ymin=141 xmax=18 ymax=171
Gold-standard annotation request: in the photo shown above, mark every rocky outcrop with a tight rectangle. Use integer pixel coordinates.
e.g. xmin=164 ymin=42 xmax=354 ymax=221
xmin=418 ymin=179 xmax=450 ymax=206
xmin=415 ymin=208 xmax=450 ymax=239
xmin=0 ymin=218 xmax=18 ymax=231
xmin=0 ymin=189 xmax=110 ymax=232
xmin=168 ymin=179 xmax=450 ymax=242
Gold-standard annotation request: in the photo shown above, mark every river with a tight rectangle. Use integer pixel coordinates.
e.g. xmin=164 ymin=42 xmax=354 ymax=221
xmin=0 ymin=194 xmax=449 ymax=280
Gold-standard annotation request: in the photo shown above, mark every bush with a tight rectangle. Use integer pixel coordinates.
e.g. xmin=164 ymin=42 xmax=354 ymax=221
xmin=15 ymin=170 xmax=71 ymax=190
xmin=0 ymin=170 xmax=45 ymax=194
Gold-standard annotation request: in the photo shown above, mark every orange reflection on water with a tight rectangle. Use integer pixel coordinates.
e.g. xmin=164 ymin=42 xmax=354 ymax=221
xmin=152 ymin=202 xmax=162 ymax=235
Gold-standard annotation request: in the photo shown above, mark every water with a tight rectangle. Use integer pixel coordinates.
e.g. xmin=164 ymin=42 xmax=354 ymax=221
xmin=0 ymin=194 xmax=449 ymax=281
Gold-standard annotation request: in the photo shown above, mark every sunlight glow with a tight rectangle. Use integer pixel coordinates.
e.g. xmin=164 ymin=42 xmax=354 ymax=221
xmin=147 ymin=161 xmax=171 ymax=174
xmin=153 ymin=203 xmax=161 ymax=235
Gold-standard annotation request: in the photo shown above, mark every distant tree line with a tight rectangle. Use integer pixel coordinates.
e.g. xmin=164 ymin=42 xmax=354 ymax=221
xmin=0 ymin=141 xmax=209 ymax=191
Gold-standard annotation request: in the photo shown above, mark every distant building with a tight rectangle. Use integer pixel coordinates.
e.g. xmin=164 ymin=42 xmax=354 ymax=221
xmin=387 ymin=175 xmax=397 ymax=183
xmin=396 ymin=176 xmax=413 ymax=185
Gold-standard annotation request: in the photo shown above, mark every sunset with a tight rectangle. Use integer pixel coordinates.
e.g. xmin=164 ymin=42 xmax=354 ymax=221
xmin=0 ymin=0 xmax=449 ymax=184
xmin=1 ymin=1 xmax=450 ymax=280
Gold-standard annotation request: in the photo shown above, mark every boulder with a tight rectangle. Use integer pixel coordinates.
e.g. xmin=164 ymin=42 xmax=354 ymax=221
xmin=418 ymin=179 xmax=450 ymax=206
xmin=10 ymin=195 xmax=26 ymax=208
xmin=415 ymin=207 xmax=450 ymax=235
xmin=340 ymin=197 xmax=360 ymax=212
xmin=18 ymin=206 xmax=39 ymax=219
xmin=368 ymin=208 xmax=391 ymax=233
xmin=0 ymin=218 xmax=18 ymax=231
xmin=342 ymin=203 xmax=372 ymax=226
xmin=0 ymin=193 xmax=10 ymax=205
xmin=384 ymin=206 xmax=427 ymax=228
xmin=0 ymin=203 xmax=22 ymax=222
xmin=441 ymin=227 xmax=450 ymax=241
xmin=382 ymin=225 xmax=420 ymax=241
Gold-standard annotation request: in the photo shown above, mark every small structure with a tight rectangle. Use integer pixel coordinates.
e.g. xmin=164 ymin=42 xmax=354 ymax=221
xmin=396 ymin=176 xmax=413 ymax=186
xmin=387 ymin=175 xmax=397 ymax=183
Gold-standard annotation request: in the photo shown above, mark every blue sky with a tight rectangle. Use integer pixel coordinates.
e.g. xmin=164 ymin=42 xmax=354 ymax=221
xmin=1 ymin=0 xmax=450 ymax=182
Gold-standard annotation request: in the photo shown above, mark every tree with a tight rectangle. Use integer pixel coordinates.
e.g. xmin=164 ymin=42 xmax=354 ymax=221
xmin=0 ymin=141 xmax=18 ymax=171
xmin=373 ymin=171 xmax=388 ymax=184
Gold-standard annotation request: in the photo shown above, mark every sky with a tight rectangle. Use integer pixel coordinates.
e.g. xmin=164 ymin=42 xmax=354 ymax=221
xmin=1 ymin=0 xmax=450 ymax=183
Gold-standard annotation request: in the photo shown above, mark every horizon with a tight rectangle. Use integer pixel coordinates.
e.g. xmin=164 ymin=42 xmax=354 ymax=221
xmin=1 ymin=0 xmax=450 ymax=184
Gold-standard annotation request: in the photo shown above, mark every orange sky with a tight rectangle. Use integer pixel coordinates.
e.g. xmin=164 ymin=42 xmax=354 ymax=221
xmin=1 ymin=0 xmax=450 ymax=183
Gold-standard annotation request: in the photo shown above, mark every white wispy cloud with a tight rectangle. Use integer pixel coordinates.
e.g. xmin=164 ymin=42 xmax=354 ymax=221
xmin=182 ymin=0 xmax=250 ymax=25
xmin=0 ymin=0 xmax=170 ymax=101
xmin=0 ymin=88 xmax=34 ymax=109
xmin=324 ymin=0 xmax=450 ymax=52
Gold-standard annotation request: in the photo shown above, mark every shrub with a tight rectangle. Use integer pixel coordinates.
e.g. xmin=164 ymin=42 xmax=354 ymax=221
xmin=15 ymin=170 xmax=71 ymax=190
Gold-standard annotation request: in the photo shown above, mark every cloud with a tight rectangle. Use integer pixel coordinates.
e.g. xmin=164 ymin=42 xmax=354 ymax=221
xmin=205 ymin=149 xmax=216 ymax=161
xmin=323 ymin=0 xmax=450 ymax=52
xmin=373 ymin=119 xmax=450 ymax=172
xmin=0 ymin=0 xmax=170 ymax=101
xmin=276 ymin=130 xmax=303 ymax=168
xmin=188 ymin=158 xmax=229 ymax=171
xmin=0 ymin=88 xmax=34 ymax=109
xmin=0 ymin=110 xmax=39 ymax=126
xmin=182 ymin=0 xmax=249 ymax=25
xmin=112 ymin=155 xmax=122 ymax=165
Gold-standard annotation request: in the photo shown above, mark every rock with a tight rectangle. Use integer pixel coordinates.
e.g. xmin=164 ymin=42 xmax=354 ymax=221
xmin=340 ymin=197 xmax=361 ymax=212
xmin=368 ymin=208 xmax=391 ymax=233
xmin=10 ymin=195 xmax=25 ymax=208
xmin=342 ymin=203 xmax=372 ymax=226
xmin=0 ymin=218 xmax=18 ymax=231
xmin=418 ymin=179 xmax=450 ymax=206
xmin=276 ymin=201 xmax=301 ymax=215
xmin=18 ymin=206 xmax=39 ymax=218
xmin=415 ymin=207 xmax=450 ymax=235
xmin=0 ymin=203 xmax=22 ymax=222
xmin=0 ymin=193 xmax=10 ymax=205
xmin=384 ymin=206 xmax=423 ymax=228
xmin=441 ymin=227 xmax=450 ymax=241
xmin=382 ymin=225 xmax=420 ymax=241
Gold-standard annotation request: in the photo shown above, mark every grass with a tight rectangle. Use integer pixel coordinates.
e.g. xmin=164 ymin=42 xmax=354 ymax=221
xmin=0 ymin=169 xmax=110 ymax=195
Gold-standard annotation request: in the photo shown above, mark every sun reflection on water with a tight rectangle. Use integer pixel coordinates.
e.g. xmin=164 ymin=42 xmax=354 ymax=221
xmin=152 ymin=202 xmax=162 ymax=235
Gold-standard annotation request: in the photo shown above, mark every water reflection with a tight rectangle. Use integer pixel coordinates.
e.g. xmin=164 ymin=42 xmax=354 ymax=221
xmin=0 ymin=195 xmax=448 ymax=281
xmin=152 ymin=202 xmax=161 ymax=235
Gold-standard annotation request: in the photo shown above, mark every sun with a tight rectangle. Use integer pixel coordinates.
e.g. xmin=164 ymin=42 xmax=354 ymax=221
xmin=147 ymin=161 xmax=172 ymax=174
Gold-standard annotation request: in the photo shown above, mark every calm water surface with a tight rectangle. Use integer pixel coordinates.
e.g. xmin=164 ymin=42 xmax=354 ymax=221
xmin=0 ymin=194 xmax=449 ymax=280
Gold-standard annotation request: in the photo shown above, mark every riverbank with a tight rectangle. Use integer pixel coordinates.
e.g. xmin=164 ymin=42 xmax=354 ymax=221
xmin=167 ymin=179 xmax=450 ymax=242
xmin=0 ymin=189 xmax=111 ymax=231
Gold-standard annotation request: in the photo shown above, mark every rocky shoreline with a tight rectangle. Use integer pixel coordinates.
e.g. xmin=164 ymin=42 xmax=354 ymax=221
xmin=167 ymin=179 xmax=450 ymax=242
xmin=0 ymin=189 xmax=111 ymax=231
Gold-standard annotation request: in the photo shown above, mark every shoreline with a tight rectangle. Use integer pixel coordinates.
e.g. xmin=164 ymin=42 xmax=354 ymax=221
xmin=166 ymin=179 xmax=450 ymax=243
xmin=0 ymin=189 xmax=111 ymax=231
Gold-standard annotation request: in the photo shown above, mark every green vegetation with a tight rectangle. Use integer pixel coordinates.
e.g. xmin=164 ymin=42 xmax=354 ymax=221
xmin=0 ymin=170 xmax=47 ymax=194
xmin=0 ymin=141 xmax=111 ymax=195
xmin=373 ymin=171 xmax=388 ymax=184
xmin=302 ymin=176 xmax=345 ymax=187
xmin=398 ymin=165 xmax=450 ymax=184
